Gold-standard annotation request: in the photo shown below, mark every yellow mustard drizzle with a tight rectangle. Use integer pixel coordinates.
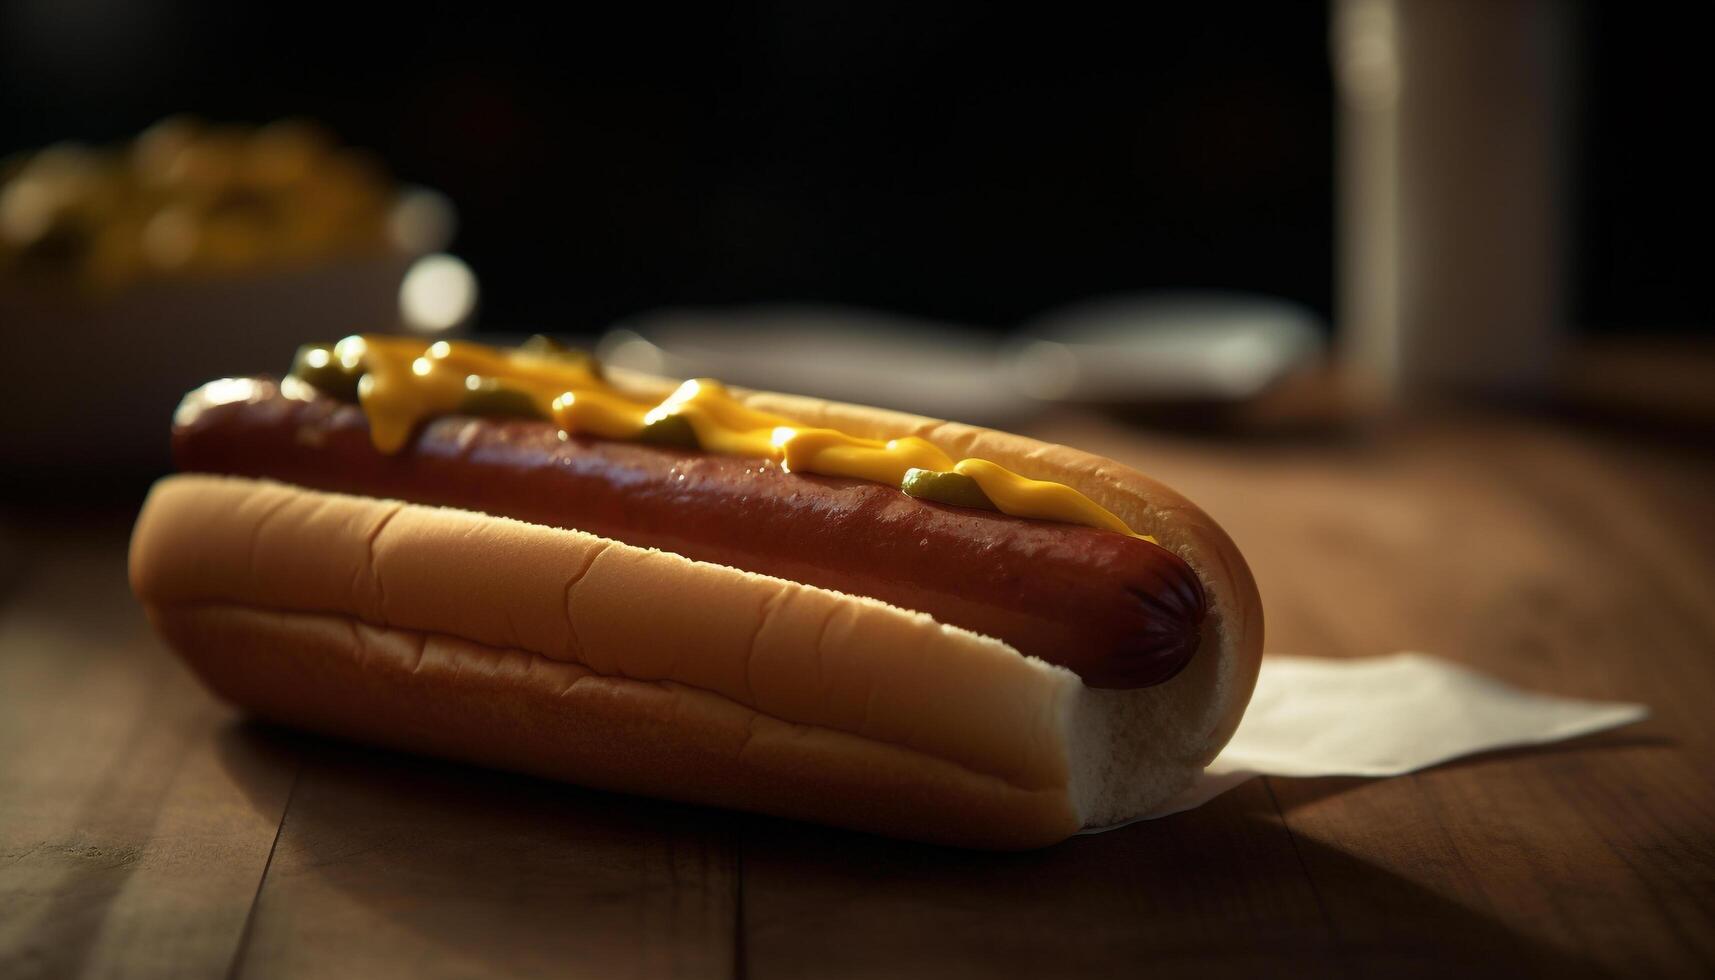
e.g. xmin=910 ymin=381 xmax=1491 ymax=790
xmin=343 ymin=335 xmax=1143 ymax=537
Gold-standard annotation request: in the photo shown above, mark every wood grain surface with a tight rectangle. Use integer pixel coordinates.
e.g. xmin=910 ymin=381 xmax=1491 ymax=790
xmin=1 ymin=408 xmax=1711 ymax=978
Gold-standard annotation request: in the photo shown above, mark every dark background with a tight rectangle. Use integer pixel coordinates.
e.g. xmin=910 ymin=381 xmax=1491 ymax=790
xmin=2 ymin=0 xmax=1710 ymax=334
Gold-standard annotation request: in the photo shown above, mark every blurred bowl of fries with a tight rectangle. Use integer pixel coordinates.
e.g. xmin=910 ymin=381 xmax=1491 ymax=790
xmin=0 ymin=116 xmax=461 ymax=476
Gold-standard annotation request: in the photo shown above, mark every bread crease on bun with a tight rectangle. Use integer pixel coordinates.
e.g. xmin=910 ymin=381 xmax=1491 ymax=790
xmin=131 ymin=381 xmax=1262 ymax=848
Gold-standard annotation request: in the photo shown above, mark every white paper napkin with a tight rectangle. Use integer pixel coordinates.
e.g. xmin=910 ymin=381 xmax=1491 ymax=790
xmin=1089 ymin=652 xmax=1648 ymax=831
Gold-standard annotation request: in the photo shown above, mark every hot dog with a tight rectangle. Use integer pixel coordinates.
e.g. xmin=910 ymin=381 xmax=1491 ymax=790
xmin=130 ymin=336 xmax=1263 ymax=847
xmin=172 ymin=378 xmax=1206 ymax=689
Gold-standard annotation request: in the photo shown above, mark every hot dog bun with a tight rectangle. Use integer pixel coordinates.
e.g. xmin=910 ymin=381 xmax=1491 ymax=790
xmin=130 ymin=377 xmax=1262 ymax=848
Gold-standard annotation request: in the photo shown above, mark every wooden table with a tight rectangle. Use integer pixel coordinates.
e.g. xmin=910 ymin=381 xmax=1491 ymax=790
xmin=2 ymin=407 xmax=1711 ymax=978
